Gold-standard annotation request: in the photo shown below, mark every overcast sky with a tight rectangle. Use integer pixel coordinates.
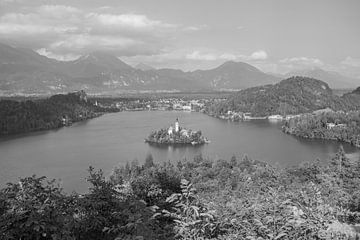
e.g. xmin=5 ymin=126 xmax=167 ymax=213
xmin=0 ymin=0 xmax=360 ymax=77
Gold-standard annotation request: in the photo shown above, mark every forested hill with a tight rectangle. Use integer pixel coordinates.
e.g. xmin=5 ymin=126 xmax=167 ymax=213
xmin=0 ymin=90 xmax=117 ymax=135
xmin=207 ymin=76 xmax=360 ymax=117
xmin=341 ymin=87 xmax=360 ymax=110
xmin=352 ymin=87 xmax=360 ymax=95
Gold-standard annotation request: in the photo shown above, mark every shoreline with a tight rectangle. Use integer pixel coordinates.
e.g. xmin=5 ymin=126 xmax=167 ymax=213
xmin=0 ymin=112 xmax=105 ymax=138
xmin=282 ymin=126 xmax=360 ymax=148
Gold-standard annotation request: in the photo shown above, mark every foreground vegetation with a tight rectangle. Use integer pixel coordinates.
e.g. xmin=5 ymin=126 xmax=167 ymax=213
xmin=1 ymin=149 xmax=360 ymax=239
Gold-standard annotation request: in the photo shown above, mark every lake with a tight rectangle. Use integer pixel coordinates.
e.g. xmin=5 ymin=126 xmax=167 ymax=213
xmin=1 ymin=111 xmax=359 ymax=193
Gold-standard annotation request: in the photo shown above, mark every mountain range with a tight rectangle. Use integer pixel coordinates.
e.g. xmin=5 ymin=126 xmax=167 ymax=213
xmin=0 ymin=42 xmax=358 ymax=95
xmin=134 ymin=63 xmax=155 ymax=71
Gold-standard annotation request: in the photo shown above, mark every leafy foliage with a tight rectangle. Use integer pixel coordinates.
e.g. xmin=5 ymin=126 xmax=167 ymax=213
xmin=159 ymin=179 xmax=219 ymax=239
xmin=1 ymin=150 xmax=360 ymax=239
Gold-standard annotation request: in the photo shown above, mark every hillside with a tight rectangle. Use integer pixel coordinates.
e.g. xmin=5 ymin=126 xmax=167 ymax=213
xmin=0 ymin=90 xmax=117 ymax=135
xmin=207 ymin=76 xmax=353 ymax=117
xmin=351 ymin=87 xmax=360 ymax=95
xmin=341 ymin=86 xmax=360 ymax=110
xmin=0 ymin=43 xmax=71 ymax=94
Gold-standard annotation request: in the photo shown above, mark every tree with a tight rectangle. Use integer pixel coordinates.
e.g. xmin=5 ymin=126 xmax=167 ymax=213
xmin=0 ymin=175 xmax=75 ymax=240
xmin=159 ymin=179 xmax=219 ymax=239
xmin=230 ymin=155 xmax=237 ymax=168
xmin=330 ymin=146 xmax=351 ymax=179
xmin=144 ymin=154 xmax=154 ymax=169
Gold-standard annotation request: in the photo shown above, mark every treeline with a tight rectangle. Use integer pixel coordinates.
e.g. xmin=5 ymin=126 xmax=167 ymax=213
xmin=0 ymin=90 xmax=118 ymax=136
xmin=283 ymin=110 xmax=360 ymax=147
xmin=1 ymin=150 xmax=360 ymax=239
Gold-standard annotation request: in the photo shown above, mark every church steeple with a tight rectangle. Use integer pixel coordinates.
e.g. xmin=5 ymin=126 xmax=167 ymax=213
xmin=175 ymin=118 xmax=179 ymax=132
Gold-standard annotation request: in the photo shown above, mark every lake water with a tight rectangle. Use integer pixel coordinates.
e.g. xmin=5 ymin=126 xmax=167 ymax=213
xmin=1 ymin=111 xmax=359 ymax=193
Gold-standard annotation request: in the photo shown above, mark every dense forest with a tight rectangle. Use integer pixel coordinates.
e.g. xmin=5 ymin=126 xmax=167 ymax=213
xmin=0 ymin=90 xmax=118 ymax=136
xmin=1 ymin=150 xmax=360 ymax=239
xmin=283 ymin=110 xmax=360 ymax=147
xmin=206 ymin=77 xmax=360 ymax=117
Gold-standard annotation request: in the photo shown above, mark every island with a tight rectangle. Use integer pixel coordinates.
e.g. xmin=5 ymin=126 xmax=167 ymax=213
xmin=145 ymin=118 xmax=209 ymax=146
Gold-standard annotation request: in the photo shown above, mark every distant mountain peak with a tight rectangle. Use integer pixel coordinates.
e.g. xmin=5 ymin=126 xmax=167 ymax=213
xmin=217 ymin=61 xmax=261 ymax=72
xmin=220 ymin=60 xmax=237 ymax=65
xmin=73 ymin=52 xmax=132 ymax=70
xmin=135 ymin=62 xmax=155 ymax=71
xmin=76 ymin=52 xmax=119 ymax=62
xmin=76 ymin=54 xmax=96 ymax=63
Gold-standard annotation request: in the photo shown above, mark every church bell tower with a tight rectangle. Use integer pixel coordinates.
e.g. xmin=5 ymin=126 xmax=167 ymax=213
xmin=175 ymin=118 xmax=179 ymax=132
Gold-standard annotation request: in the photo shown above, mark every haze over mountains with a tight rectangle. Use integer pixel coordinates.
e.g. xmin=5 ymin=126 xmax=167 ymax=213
xmin=285 ymin=68 xmax=359 ymax=89
xmin=134 ymin=63 xmax=155 ymax=71
xmin=0 ymin=42 xmax=358 ymax=95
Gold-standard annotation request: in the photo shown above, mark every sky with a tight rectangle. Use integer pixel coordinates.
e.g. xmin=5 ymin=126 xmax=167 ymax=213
xmin=0 ymin=0 xmax=360 ymax=77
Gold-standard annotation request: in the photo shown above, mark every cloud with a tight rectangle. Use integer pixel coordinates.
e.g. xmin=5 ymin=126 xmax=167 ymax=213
xmin=279 ymin=57 xmax=324 ymax=66
xmin=0 ymin=0 xmax=21 ymax=4
xmin=341 ymin=56 xmax=360 ymax=67
xmin=186 ymin=51 xmax=217 ymax=61
xmin=183 ymin=24 xmax=209 ymax=32
xmin=37 ymin=5 xmax=81 ymax=18
xmin=0 ymin=4 xmax=181 ymax=58
xmin=219 ymin=53 xmax=237 ymax=61
xmin=87 ymin=13 xmax=177 ymax=30
xmin=249 ymin=50 xmax=268 ymax=60
xmin=36 ymin=48 xmax=80 ymax=61
xmin=185 ymin=50 xmax=268 ymax=62
xmin=272 ymin=56 xmax=325 ymax=74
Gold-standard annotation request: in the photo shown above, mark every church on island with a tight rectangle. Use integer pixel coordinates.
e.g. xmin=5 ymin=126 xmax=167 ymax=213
xmin=145 ymin=118 xmax=209 ymax=145
xmin=168 ymin=118 xmax=180 ymax=136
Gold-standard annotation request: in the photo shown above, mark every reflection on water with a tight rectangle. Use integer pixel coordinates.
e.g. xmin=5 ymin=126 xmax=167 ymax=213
xmin=0 ymin=111 xmax=359 ymax=193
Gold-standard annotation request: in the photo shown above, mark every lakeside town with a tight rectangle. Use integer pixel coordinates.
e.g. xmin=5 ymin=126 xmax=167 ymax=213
xmin=93 ymin=96 xmax=301 ymax=122
xmin=92 ymin=95 xmax=291 ymax=120
xmin=92 ymin=94 xmax=359 ymax=127
xmin=93 ymin=96 xmax=222 ymax=112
